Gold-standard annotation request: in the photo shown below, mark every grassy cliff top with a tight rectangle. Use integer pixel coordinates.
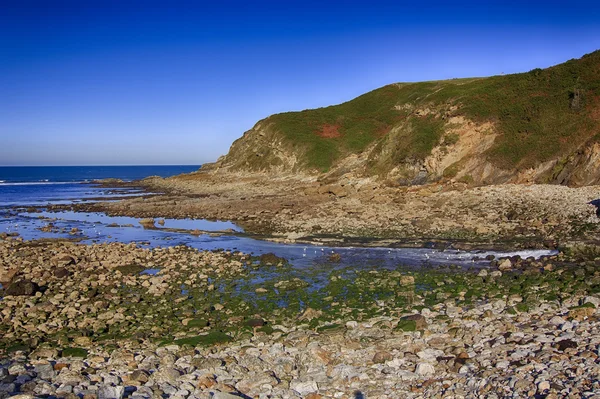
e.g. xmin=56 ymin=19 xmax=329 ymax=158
xmin=266 ymin=50 xmax=600 ymax=172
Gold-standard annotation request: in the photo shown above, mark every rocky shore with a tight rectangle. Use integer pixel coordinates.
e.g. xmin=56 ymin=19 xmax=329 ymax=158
xmin=52 ymin=173 xmax=600 ymax=246
xmin=1 ymin=234 xmax=600 ymax=398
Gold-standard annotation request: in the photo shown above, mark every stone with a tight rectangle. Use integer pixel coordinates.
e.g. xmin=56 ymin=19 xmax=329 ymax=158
xmin=298 ymin=307 xmax=323 ymax=321
xmin=373 ymin=351 xmax=393 ymax=364
xmin=130 ymin=370 xmax=149 ymax=383
xmin=34 ymin=363 xmax=56 ymax=380
xmin=98 ymin=385 xmax=125 ymax=399
xmin=498 ymin=259 xmax=512 ymax=271
xmin=245 ymin=318 xmax=266 ymax=327
xmin=538 ymin=381 xmax=551 ymax=393
xmin=400 ymin=314 xmax=427 ymax=330
xmin=5 ymin=279 xmax=39 ymax=296
xmin=568 ymin=306 xmax=595 ymax=320
xmin=0 ymin=268 xmax=18 ymax=284
xmin=400 ymin=275 xmax=415 ymax=285
xmin=290 ymin=380 xmax=319 ymax=395
xmin=581 ymin=296 xmax=600 ymax=307
xmin=211 ymin=392 xmax=243 ymax=399
xmin=139 ymin=219 xmax=156 ymax=228
xmin=53 ymin=267 xmax=71 ymax=278
xmin=151 ymin=368 xmax=181 ymax=385
xmin=415 ymin=363 xmax=435 ymax=376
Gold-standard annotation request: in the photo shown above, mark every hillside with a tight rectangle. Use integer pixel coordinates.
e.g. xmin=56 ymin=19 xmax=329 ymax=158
xmin=204 ymin=50 xmax=600 ymax=186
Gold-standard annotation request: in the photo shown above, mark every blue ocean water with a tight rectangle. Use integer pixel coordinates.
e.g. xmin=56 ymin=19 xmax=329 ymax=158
xmin=0 ymin=165 xmax=200 ymax=206
xmin=0 ymin=165 xmax=200 ymax=184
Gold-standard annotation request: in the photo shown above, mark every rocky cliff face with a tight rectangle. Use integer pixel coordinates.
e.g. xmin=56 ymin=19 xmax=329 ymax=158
xmin=203 ymin=50 xmax=600 ymax=187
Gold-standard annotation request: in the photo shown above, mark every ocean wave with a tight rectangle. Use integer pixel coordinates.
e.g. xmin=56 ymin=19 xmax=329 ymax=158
xmin=0 ymin=181 xmax=77 ymax=186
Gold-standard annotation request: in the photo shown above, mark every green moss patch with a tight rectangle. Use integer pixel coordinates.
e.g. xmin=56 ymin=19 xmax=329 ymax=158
xmin=61 ymin=347 xmax=88 ymax=358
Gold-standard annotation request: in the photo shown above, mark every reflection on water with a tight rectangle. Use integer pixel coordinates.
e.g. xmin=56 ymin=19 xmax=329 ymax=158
xmin=0 ymin=208 xmax=558 ymax=271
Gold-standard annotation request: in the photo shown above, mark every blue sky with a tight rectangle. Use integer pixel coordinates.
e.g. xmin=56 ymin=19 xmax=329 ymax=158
xmin=1 ymin=0 xmax=600 ymax=166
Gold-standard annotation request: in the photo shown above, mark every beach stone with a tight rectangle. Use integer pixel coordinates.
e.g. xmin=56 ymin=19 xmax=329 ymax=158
xmin=538 ymin=381 xmax=551 ymax=393
xmin=53 ymin=267 xmax=71 ymax=278
xmin=245 ymin=318 xmax=266 ymax=327
xmin=5 ymin=280 xmax=39 ymax=296
xmin=400 ymin=275 xmax=415 ymax=285
xmin=582 ymin=296 xmax=600 ymax=307
xmin=290 ymin=380 xmax=318 ymax=395
xmin=373 ymin=351 xmax=393 ymax=364
xmin=569 ymin=306 xmax=595 ymax=320
xmin=498 ymin=259 xmax=512 ymax=271
xmin=34 ymin=363 xmax=56 ymax=380
xmin=129 ymin=370 xmax=149 ymax=383
xmin=98 ymin=385 xmax=125 ymax=399
xmin=211 ymin=392 xmax=243 ymax=399
xmin=139 ymin=219 xmax=156 ymax=228
xmin=401 ymin=314 xmax=427 ymax=330
xmin=415 ymin=363 xmax=435 ymax=376
xmin=152 ymin=368 xmax=181 ymax=385
xmin=0 ymin=268 xmax=18 ymax=284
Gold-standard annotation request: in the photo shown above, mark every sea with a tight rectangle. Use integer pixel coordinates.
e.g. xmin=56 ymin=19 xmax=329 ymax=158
xmin=0 ymin=165 xmax=557 ymax=281
xmin=0 ymin=165 xmax=200 ymax=207
xmin=0 ymin=165 xmax=200 ymax=185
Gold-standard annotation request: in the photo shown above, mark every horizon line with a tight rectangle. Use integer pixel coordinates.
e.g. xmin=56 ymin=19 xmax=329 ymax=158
xmin=0 ymin=164 xmax=204 ymax=167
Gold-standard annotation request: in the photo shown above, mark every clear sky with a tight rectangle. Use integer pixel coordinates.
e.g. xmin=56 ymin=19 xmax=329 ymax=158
xmin=1 ymin=0 xmax=600 ymax=166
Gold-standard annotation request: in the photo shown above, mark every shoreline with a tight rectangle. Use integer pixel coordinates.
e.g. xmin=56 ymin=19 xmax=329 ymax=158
xmin=38 ymin=172 xmax=600 ymax=250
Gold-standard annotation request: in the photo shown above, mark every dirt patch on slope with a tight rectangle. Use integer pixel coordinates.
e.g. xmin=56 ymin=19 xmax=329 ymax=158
xmin=316 ymin=124 xmax=342 ymax=138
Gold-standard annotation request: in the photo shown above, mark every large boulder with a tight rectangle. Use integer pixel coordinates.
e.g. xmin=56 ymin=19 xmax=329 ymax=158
xmin=5 ymin=280 xmax=39 ymax=296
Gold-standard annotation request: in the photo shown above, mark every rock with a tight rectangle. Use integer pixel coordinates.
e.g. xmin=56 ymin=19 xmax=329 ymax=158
xmin=34 ymin=363 xmax=56 ymax=380
xmin=568 ymin=306 xmax=595 ymax=320
xmin=320 ymin=184 xmax=348 ymax=197
xmin=400 ymin=275 xmax=415 ymax=285
xmin=51 ymin=253 xmax=77 ymax=266
xmin=298 ymin=307 xmax=323 ymax=321
xmin=477 ymin=269 xmax=488 ymax=277
xmin=139 ymin=218 xmax=156 ymax=228
xmin=415 ymin=363 xmax=435 ymax=376
xmin=130 ymin=370 xmax=149 ymax=383
xmin=373 ymin=351 xmax=393 ymax=364
xmin=0 ymin=268 xmax=18 ymax=284
xmin=498 ymin=259 xmax=512 ymax=271
xmin=581 ymin=296 xmax=600 ymax=307
xmin=555 ymin=339 xmax=578 ymax=351
xmin=152 ymin=368 xmax=181 ymax=385
xmin=157 ymin=219 xmax=166 ymax=226
xmin=245 ymin=318 xmax=266 ymax=327
xmin=538 ymin=380 xmax=551 ymax=393
xmin=5 ymin=279 xmax=39 ymax=296
xmin=98 ymin=385 xmax=125 ymax=399
xmin=211 ymin=392 xmax=243 ymax=399
xmin=290 ymin=380 xmax=319 ymax=395
xmin=328 ymin=253 xmax=341 ymax=262
xmin=400 ymin=314 xmax=427 ymax=330
xmin=53 ymin=267 xmax=71 ymax=278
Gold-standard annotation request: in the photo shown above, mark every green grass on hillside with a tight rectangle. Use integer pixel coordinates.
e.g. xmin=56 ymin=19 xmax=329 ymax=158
xmin=267 ymin=50 xmax=600 ymax=171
